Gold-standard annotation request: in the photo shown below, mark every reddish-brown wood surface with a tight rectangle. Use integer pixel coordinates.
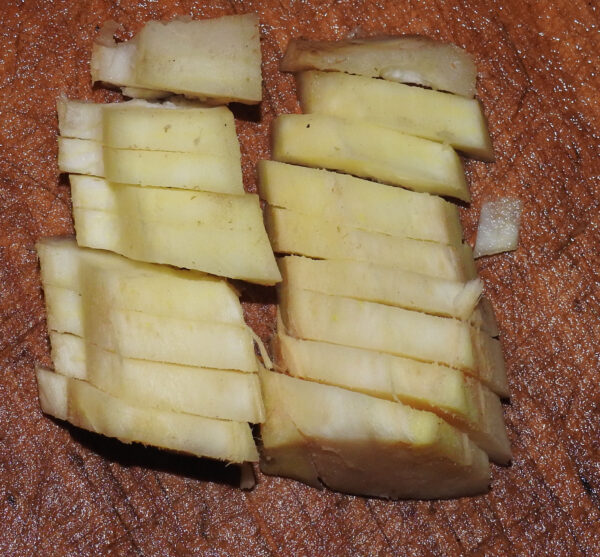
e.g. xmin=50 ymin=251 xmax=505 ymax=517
xmin=1 ymin=1 xmax=600 ymax=555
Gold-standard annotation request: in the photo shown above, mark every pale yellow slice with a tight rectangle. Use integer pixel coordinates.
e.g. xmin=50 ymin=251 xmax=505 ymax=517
xmin=274 ymin=329 xmax=511 ymax=464
xmin=57 ymin=99 xmax=241 ymax=156
xmin=57 ymin=137 xmax=103 ymax=176
xmin=134 ymin=15 xmax=262 ymax=103
xmin=70 ymin=178 xmax=251 ymax=225
xmin=258 ymin=160 xmax=463 ymax=245
xmin=49 ymin=332 xmax=86 ymax=379
xmin=36 ymin=365 xmax=69 ymax=421
xmin=37 ymin=237 xmax=244 ymax=324
xmin=91 ymin=39 xmax=139 ymax=88
xmin=57 ymin=98 xmax=104 ymax=140
xmin=92 ymin=15 xmax=262 ymax=104
xmin=259 ymin=367 xmax=490 ymax=499
xmin=265 ymin=207 xmax=475 ymax=281
xmin=58 ymin=140 xmax=243 ymax=194
xmin=48 ymin=332 xmax=264 ymax=423
xmin=280 ymin=36 xmax=477 ymax=98
xmin=43 ymin=285 xmax=84 ymax=336
xmin=279 ymin=256 xmax=482 ymax=320
xmin=297 ymin=71 xmax=492 ymax=160
xmin=103 ymin=147 xmax=243 ymax=193
xmin=272 ymin=113 xmax=469 ymax=201
xmin=42 ymin=284 xmax=258 ymax=372
xmin=72 ymin=206 xmax=281 ymax=285
xmin=102 ymin=104 xmax=240 ymax=154
xmin=36 ymin=367 xmax=258 ymax=463
xmin=279 ymin=287 xmax=509 ymax=397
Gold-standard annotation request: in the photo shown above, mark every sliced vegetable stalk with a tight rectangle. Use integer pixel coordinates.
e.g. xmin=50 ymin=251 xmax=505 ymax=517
xmin=265 ymin=206 xmax=476 ymax=281
xmin=72 ymin=203 xmax=281 ymax=285
xmin=279 ymin=286 xmax=509 ymax=397
xmin=43 ymin=282 xmax=259 ymax=372
xmin=36 ymin=367 xmax=259 ymax=463
xmin=49 ymin=332 xmax=265 ymax=423
xmin=280 ymin=35 xmax=477 ymax=97
xmin=274 ymin=327 xmax=511 ymax=465
xmin=258 ymin=160 xmax=463 ymax=245
xmin=91 ymin=14 xmax=262 ymax=104
xmin=272 ymin=113 xmax=470 ymax=201
xmin=37 ymin=237 xmax=245 ymax=323
xmin=297 ymin=71 xmax=493 ymax=161
xmin=279 ymin=255 xmax=483 ymax=321
xmin=259 ymin=367 xmax=490 ymax=499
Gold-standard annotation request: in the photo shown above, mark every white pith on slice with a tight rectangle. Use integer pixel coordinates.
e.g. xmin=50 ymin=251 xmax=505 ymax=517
xmin=265 ymin=207 xmax=476 ymax=281
xmin=36 ymin=367 xmax=259 ymax=463
xmin=49 ymin=332 xmax=264 ymax=423
xmin=57 ymin=98 xmax=104 ymax=140
xmin=259 ymin=367 xmax=490 ymax=499
xmin=272 ymin=113 xmax=469 ymax=201
xmin=279 ymin=255 xmax=482 ymax=320
xmin=297 ymin=71 xmax=493 ymax=160
xmin=274 ymin=328 xmax=511 ymax=464
xmin=258 ymin=160 xmax=463 ymax=245
xmin=279 ymin=287 xmax=509 ymax=397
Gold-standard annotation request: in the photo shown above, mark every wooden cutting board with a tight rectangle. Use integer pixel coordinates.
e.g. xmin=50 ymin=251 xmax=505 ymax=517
xmin=1 ymin=1 xmax=599 ymax=555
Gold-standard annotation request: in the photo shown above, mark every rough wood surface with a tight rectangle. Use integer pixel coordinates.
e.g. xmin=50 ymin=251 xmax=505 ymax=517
xmin=1 ymin=1 xmax=599 ymax=555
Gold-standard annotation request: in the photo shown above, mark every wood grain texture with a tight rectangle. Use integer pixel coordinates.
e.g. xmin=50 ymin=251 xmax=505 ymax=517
xmin=1 ymin=0 xmax=599 ymax=555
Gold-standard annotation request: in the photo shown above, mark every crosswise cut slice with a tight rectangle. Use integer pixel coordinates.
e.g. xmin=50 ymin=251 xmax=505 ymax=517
xmin=49 ymin=332 xmax=264 ymax=423
xmin=57 ymin=138 xmax=104 ymax=176
xmin=272 ymin=113 xmax=469 ymax=201
xmin=102 ymin=104 xmax=240 ymax=154
xmin=91 ymin=14 xmax=262 ymax=104
xmin=297 ymin=71 xmax=493 ymax=160
xmin=280 ymin=36 xmax=477 ymax=98
xmin=58 ymin=141 xmax=244 ymax=194
xmin=259 ymin=367 xmax=490 ymax=499
xmin=57 ymin=98 xmax=104 ymax=140
xmin=70 ymin=178 xmax=251 ymax=225
xmin=258 ymin=160 xmax=463 ymax=245
xmin=265 ymin=207 xmax=475 ymax=281
xmin=72 ymin=207 xmax=281 ymax=285
xmin=274 ymin=329 xmax=511 ymax=464
xmin=36 ymin=367 xmax=259 ymax=463
xmin=279 ymin=287 xmax=509 ymax=397
xmin=42 ymin=284 xmax=258 ymax=372
xmin=37 ymin=237 xmax=244 ymax=324
xmin=103 ymin=147 xmax=243 ymax=193
xmin=279 ymin=256 xmax=482 ymax=320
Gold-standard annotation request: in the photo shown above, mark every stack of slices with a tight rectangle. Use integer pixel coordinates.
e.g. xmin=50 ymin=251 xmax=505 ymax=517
xmin=37 ymin=14 xmax=278 ymax=466
xmin=258 ymin=38 xmax=511 ymax=499
xmin=57 ymin=98 xmax=280 ymax=284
